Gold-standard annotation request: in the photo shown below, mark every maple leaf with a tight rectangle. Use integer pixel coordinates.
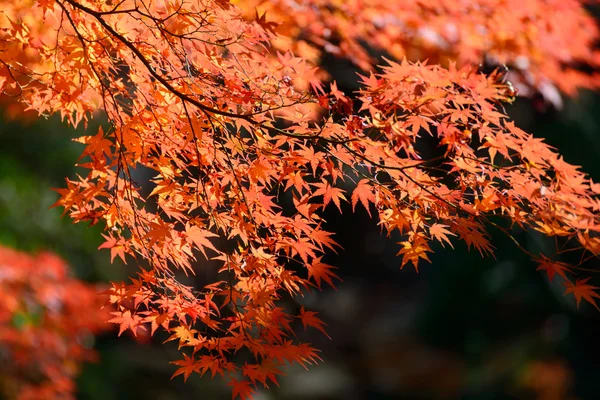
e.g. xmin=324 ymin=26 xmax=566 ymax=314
xmin=255 ymin=10 xmax=279 ymax=34
xmin=397 ymin=234 xmax=432 ymax=272
xmin=429 ymin=223 xmax=456 ymax=248
xmin=164 ymin=326 xmax=203 ymax=349
xmin=108 ymin=310 xmax=145 ymax=337
xmin=565 ymin=278 xmax=600 ymax=310
xmin=299 ymin=306 xmax=330 ymax=338
xmin=228 ymin=378 xmax=255 ymax=400
xmin=74 ymin=127 xmax=113 ymax=159
xmin=242 ymin=360 xmax=282 ymax=388
xmin=98 ymin=234 xmax=128 ymax=264
xmin=455 ymin=220 xmax=495 ymax=257
xmin=307 ymin=258 xmax=340 ymax=289
xmin=536 ymin=256 xmax=572 ymax=281
xmin=195 ymin=355 xmax=223 ymax=378
xmin=186 ymin=224 xmax=219 ymax=259
xmin=171 ymin=353 xmax=198 ymax=382
xmin=351 ymin=179 xmax=375 ymax=216
xmin=312 ymin=180 xmax=347 ymax=212
xmin=282 ymin=237 xmax=319 ymax=265
xmin=288 ymin=343 xmax=323 ymax=369
xmin=309 ymin=228 xmax=340 ymax=253
xmin=589 ymin=179 xmax=600 ymax=194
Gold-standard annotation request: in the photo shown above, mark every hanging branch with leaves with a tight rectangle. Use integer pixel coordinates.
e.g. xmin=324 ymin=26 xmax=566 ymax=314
xmin=2 ymin=0 xmax=600 ymax=398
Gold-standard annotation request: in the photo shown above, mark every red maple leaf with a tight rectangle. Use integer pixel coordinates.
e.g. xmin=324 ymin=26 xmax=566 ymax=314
xmin=565 ymin=278 xmax=600 ymax=310
xmin=228 ymin=379 xmax=255 ymax=400
xmin=307 ymin=258 xmax=340 ymax=289
xmin=299 ymin=306 xmax=330 ymax=338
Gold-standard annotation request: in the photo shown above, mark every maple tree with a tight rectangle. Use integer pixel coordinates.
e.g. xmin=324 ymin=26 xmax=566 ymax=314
xmin=2 ymin=0 xmax=600 ymax=398
xmin=0 ymin=246 xmax=110 ymax=400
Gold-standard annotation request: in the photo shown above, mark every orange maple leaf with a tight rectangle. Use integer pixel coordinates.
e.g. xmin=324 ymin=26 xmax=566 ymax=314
xmin=429 ymin=223 xmax=456 ymax=248
xmin=299 ymin=306 xmax=330 ymax=338
xmin=170 ymin=353 xmax=198 ymax=382
xmin=98 ymin=234 xmax=128 ymax=264
xmin=312 ymin=180 xmax=347 ymax=212
xmin=108 ymin=310 xmax=145 ymax=337
xmin=397 ymin=234 xmax=432 ymax=272
xmin=307 ymin=258 xmax=340 ymax=289
xmin=351 ymin=179 xmax=375 ymax=216
xmin=186 ymin=224 xmax=219 ymax=259
xmin=565 ymin=278 xmax=600 ymax=310
xmin=536 ymin=256 xmax=572 ymax=281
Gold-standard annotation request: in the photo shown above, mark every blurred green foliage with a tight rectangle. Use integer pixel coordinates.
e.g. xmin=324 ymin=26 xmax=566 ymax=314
xmin=0 ymin=114 xmax=122 ymax=281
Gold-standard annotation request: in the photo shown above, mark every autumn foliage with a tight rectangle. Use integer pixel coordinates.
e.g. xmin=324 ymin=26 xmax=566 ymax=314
xmin=2 ymin=0 xmax=600 ymax=398
xmin=0 ymin=246 xmax=109 ymax=400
